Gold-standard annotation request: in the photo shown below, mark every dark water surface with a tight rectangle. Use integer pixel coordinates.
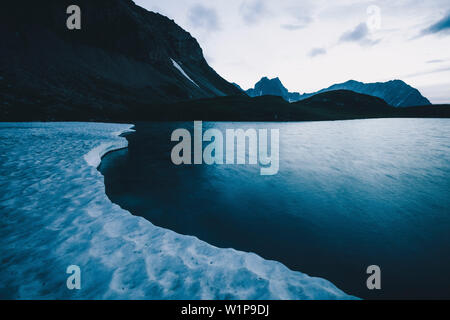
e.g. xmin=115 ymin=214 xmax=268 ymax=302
xmin=99 ymin=119 xmax=450 ymax=299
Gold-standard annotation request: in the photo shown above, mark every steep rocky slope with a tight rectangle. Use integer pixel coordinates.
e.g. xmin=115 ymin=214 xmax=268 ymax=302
xmin=246 ymin=77 xmax=301 ymax=102
xmin=0 ymin=0 xmax=242 ymax=120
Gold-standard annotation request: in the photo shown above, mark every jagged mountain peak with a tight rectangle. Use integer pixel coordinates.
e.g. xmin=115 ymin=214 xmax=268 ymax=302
xmin=247 ymin=77 xmax=300 ymax=102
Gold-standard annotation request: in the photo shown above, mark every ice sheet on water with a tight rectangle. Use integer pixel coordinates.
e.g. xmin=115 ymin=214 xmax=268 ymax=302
xmin=0 ymin=122 xmax=356 ymax=299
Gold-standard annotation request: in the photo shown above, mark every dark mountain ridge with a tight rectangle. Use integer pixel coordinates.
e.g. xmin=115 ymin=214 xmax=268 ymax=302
xmin=119 ymin=90 xmax=450 ymax=122
xmin=0 ymin=0 xmax=242 ymax=120
xmin=246 ymin=77 xmax=431 ymax=107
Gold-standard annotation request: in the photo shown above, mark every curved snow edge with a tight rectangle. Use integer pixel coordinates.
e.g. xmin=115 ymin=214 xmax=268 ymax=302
xmin=89 ymin=124 xmax=358 ymax=300
xmin=84 ymin=126 xmax=135 ymax=168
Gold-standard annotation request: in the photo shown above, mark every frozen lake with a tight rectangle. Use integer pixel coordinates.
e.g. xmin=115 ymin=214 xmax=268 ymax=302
xmin=100 ymin=119 xmax=450 ymax=299
xmin=0 ymin=122 xmax=348 ymax=299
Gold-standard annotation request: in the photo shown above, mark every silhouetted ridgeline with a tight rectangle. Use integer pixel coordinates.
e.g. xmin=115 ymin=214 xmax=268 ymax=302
xmin=126 ymin=91 xmax=450 ymax=122
xmin=2 ymin=88 xmax=449 ymax=122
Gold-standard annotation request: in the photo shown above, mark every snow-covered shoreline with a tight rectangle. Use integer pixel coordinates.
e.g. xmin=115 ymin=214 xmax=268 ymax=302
xmin=0 ymin=122 xmax=356 ymax=299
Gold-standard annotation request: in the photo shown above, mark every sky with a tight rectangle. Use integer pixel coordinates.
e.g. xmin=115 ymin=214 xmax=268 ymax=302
xmin=135 ymin=0 xmax=450 ymax=104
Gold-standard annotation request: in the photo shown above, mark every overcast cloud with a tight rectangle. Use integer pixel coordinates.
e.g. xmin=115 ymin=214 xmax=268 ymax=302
xmin=188 ymin=4 xmax=221 ymax=31
xmin=339 ymin=22 xmax=380 ymax=46
xmin=309 ymin=47 xmax=327 ymax=58
xmin=420 ymin=11 xmax=450 ymax=36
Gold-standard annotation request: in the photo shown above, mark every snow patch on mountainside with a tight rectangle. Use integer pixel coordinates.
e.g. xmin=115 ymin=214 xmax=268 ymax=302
xmin=171 ymin=58 xmax=200 ymax=88
xmin=0 ymin=122 xmax=355 ymax=300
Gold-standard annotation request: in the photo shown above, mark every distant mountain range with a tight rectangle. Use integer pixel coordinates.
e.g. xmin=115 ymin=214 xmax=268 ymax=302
xmin=0 ymin=0 xmax=242 ymax=121
xmin=246 ymin=77 xmax=301 ymax=102
xmin=246 ymin=77 xmax=431 ymax=107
